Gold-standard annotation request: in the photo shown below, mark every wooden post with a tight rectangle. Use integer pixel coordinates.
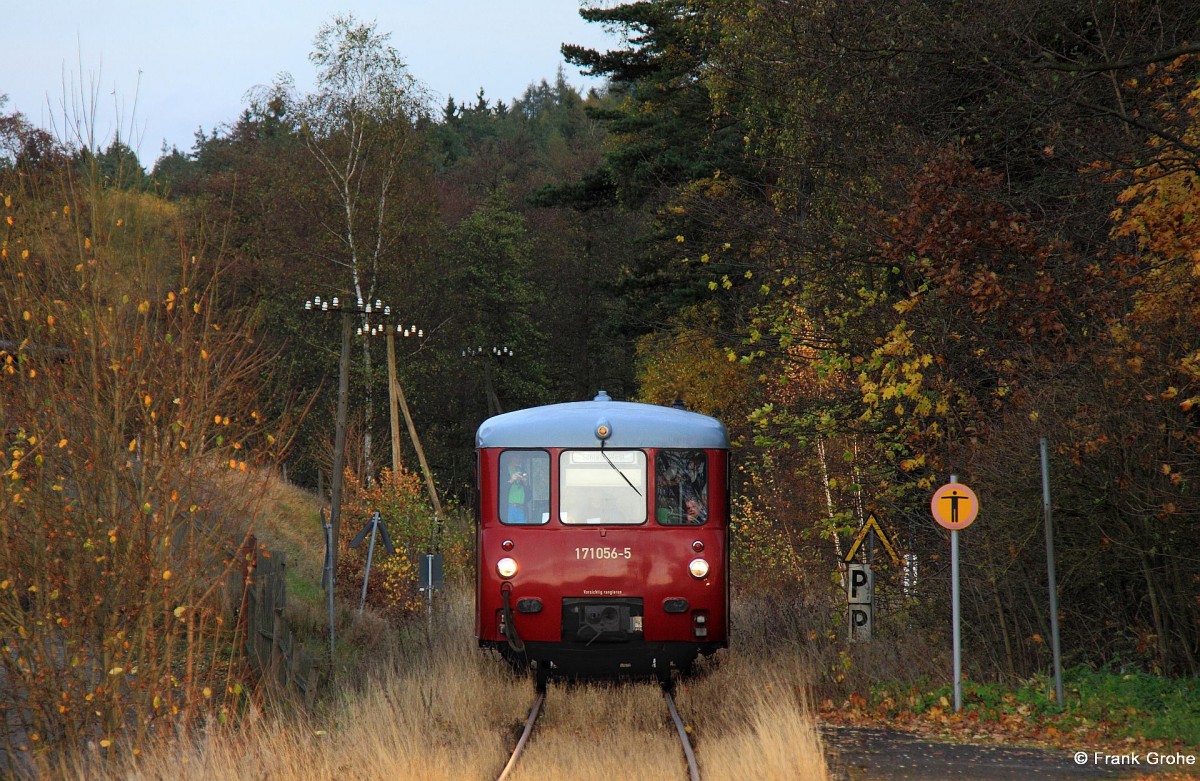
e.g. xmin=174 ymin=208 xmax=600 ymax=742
xmin=386 ymin=330 xmax=403 ymax=476
xmin=483 ymin=360 xmax=503 ymax=416
xmin=329 ymin=312 xmax=352 ymax=571
xmin=394 ymin=378 xmax=443 ymax=518
xmin=236 ymin=534 xmax=256 ymax=652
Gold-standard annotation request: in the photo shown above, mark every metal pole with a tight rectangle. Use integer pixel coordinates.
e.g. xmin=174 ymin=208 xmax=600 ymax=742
xmin=1040 ymin=438 xmax=1064 ymax=705
xmin=950 ymin=472 xmax=962 ymax=713
xmin=359 ymin=516 xmax=380 ymax=616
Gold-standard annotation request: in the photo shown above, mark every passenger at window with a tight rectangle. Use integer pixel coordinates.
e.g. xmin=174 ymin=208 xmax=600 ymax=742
xmin=507 ymin=462 xmax=529 ymax=523
xmin=656 ymin=450 xmax=708 ymax=525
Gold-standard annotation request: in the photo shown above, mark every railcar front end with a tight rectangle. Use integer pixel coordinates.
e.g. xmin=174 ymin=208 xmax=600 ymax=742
xmin=475 ymin=392 xmax=730 ymax=684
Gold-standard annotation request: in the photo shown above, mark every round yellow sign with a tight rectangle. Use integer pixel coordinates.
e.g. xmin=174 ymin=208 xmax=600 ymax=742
xmin=931 ymin=482 xmax=979 ymax=530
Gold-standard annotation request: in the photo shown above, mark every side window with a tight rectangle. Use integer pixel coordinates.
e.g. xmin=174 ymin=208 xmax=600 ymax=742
xmin=500 ymin=450 xmax=550 ymax=524
xmin=655 ymin=450 xmax=708 ymax=525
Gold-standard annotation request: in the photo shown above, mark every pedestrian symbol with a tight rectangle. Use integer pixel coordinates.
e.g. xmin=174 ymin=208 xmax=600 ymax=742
xmin=931 ymin=482 xmax=979 ymax=530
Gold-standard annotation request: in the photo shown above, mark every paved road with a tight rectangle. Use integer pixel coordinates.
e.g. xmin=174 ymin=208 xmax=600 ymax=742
xmin=821 ymin=725 xmax=1173 ymax=781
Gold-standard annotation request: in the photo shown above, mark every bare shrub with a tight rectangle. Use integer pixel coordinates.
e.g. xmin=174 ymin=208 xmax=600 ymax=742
xmin=1 ymin=172 xmax=286 ymax=773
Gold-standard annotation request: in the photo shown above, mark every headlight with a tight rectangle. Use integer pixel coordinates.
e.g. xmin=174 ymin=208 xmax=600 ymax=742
xmin=496 ymin=557 xmax=519 ymax=578
xmin=688 ymin=558 xmax=709 ymax=579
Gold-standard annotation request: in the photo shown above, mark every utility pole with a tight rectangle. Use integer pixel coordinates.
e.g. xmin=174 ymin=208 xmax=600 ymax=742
xmin=329 ymin=310 xmax=352 ymax=571
xmin=386 ymin=330 xmax=403 ymax=475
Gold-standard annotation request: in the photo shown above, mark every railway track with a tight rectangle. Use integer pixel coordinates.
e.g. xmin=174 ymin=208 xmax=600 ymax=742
xmin=496 ymin=685 xmax=702 ymax=781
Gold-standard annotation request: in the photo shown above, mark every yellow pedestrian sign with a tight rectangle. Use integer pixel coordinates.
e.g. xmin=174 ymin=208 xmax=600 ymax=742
xmin=931 ymin=482 xmax=979 ymax=530
xmin=843 ymin=513 xmax=900 ymax=567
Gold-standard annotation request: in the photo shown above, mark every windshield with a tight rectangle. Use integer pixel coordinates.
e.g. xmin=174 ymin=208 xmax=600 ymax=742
xmin=559 ymin=450 xmax=647 ymax=525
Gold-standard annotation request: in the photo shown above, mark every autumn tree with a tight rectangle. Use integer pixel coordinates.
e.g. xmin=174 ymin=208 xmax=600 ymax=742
xmin=1080 ymin=57 xmax=1200 ymax=673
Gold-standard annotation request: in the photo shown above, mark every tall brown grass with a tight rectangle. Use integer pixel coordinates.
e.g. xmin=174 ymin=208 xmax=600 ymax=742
xmin=79 ymin=588 xmax=831 ymax=781
xmin=90 ymin=590 xmax=527 ymax=780
xmin=681 ymin=653 xmax=829 ymax=780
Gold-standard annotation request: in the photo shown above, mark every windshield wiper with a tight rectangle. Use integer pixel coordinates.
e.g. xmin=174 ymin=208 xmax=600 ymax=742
xmin=600 ymin=442 xmax=642 ymax=496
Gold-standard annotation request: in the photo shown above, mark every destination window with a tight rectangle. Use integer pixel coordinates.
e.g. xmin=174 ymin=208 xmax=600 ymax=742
xmin=559 ymin=450 xmax=647 ymax=525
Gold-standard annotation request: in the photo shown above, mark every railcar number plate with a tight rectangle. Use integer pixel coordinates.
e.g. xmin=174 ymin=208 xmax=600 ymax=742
xmin=575 ymin=547 xmax=632 ymax=560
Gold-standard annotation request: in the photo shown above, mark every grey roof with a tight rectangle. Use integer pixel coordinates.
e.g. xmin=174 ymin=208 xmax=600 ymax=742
xmin=476 ymin=392 xmax=729 ymax=449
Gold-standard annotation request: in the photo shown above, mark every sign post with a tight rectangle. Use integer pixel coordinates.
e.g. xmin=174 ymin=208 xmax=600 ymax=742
xmin=931 ymin=476 xmax=979 ymax=713
xmin=1040 ymin=438 xmax=1064 ymax=705
xmin=847 ymin=563 xmax=873 ymax=641
xmin=843 ymin=513 xmax=900 ymax=643
xmin=418 ymin=552 xmax=444 ymax=620
xmin=844 ymin=513 xmax=901 ymax=568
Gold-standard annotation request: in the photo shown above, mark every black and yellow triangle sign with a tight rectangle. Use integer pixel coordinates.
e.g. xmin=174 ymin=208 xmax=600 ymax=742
xmin=843 ymin=513 xmax=900 ymax=567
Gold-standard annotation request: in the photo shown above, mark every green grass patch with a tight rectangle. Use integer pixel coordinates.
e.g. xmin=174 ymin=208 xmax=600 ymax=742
xmin=869 ymin=666 xmax=1200 ymax=746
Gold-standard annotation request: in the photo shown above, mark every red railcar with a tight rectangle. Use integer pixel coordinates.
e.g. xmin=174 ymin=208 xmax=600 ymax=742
xmin=475 ymin=391 xmax=730 ymax=686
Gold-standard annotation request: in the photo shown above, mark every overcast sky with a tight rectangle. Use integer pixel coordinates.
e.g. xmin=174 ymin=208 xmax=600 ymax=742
xmin=3 ymin=1 xmax=617 ymax=166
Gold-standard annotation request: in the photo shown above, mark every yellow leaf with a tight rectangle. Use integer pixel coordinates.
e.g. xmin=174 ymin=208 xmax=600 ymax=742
xmin=128 ymin=439 xmax=137 ymax=452
xmin=138 ymin=300 xmax=150 ymax=314
xmin=162 ymin=570 xmax=172 ymax=580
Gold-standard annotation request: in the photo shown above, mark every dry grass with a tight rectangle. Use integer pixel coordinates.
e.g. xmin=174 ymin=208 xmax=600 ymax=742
xmin=681 ymin=653 xmax=830 ymax=781
xmin=72 ymin=587 xmax=832 ymax=781
xmin=229 ymin=468 xmax=328 ymax=585
xmin=86 ymin=591 xmax=528 ymax=781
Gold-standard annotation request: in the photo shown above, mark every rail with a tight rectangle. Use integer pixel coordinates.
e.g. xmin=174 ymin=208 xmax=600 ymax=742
xmin=496 ymin=685 xmax=701 ymax=781
xmin=496 ymin=690 xmax=545 ymax=781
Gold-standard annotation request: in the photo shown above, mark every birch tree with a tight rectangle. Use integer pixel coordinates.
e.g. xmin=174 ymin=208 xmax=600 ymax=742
xmin=254 ymin=14 xmax=429 ymax=478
